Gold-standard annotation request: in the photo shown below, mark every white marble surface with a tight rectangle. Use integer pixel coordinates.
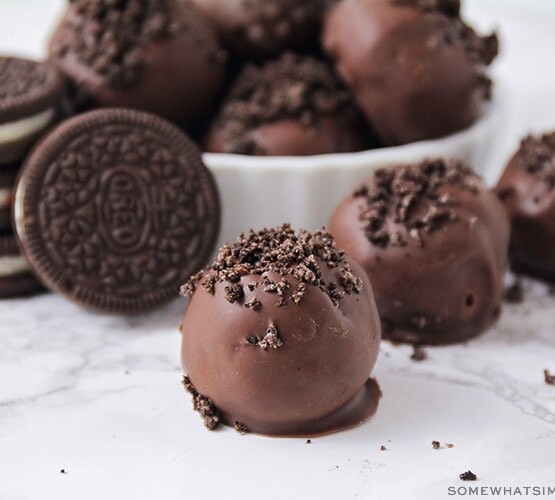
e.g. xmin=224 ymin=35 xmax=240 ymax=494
xmin=1 ymin=1 xmax=555 ymax=499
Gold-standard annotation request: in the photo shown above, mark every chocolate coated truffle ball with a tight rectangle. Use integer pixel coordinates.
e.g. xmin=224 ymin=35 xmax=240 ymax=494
xmin=204 ymin=53 xmax=370 ymax=156
xmin=180 ymin=224 xmax=381 ymax=436
xmin=323 ymin=0 xmax=498 ymax=145
xmin=49 ymin=0 xmax=226 ymax=132
xmin=330 ymin=159 xmax=510 ymax=345
xmin=496 ymin=132 xmax=555 ymax=281
xmin=189 ymin=0 xmax=325 ymax=60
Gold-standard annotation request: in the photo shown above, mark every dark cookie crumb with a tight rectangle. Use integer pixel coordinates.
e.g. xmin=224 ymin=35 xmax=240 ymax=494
xmin=411 ymin=345 xmax=428 ymax=362
xmin=60 ymin=469 xmax=67 ymax=474
xmin=544 ymin=369 xmax=555 ymax=386
xmin=291 ymin=282 xmax=308 ymax=305
xmin=262 ymin=277 xmax=290 ymax=307
xmin=518 ymin=132 xmax=555 ymax=189
xmin=380 ymin=445 xmax=387 ymax=451
xmin=234 ymin=422 xmax=249 ymax=434
xmin=244 ymin=298 xmax=262 ymax=310
xmin=306 ymin=439 xmax=312 ymax=445
xmin=224 ymin=283 xmax=244 ymax=304
xmin=504 ymin=281 xmax=524 ymax=304
xmin=182 ymin=376 xmax=220 ymax=430
xmin=247 ymin=323 xmax=284 ymax=350
xmin=459 ymin=471 xmax=477 ymax=481
xmin=211 ymin=53 xmax=363 ymax=155
xmin=355 ymin=159 xmax=481 ymax=248
xmin=183 ymin=224 xmax=363 ymax=308
xmin=432 ymin=440 xmax=441 ymax=449
xmin=257 ymin=323 xmax=284 ymax=350
xmin=446 ymin=443 xmax=455 ymax=448
xmin=393 ymin=0 xmax=498 ymax=68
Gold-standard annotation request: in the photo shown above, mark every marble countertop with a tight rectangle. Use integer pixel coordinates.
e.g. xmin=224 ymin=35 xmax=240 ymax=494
xmin=1 ymin=1 xmax=555 ymax=499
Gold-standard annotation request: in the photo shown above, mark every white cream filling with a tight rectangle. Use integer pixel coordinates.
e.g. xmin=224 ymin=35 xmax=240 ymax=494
xmin=0 ymin=108 xmax=55 ymax=143
xmin=0 ymin=255 xmax=30 ymax=277
xmin=13 ymin=179 xmax=25 ymax=243
xmin=0 ymin=188 xmax=11 ymax=209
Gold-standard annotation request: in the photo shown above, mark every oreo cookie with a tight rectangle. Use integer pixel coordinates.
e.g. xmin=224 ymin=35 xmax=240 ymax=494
xmin=0 ymin=164 xmax=17 ymax=232
xmin=14 ymin=108 xmax=221 ymax=314
xmin=0 ymin=56 xmax=67 ymax=165
xmin=0 ymin=233 xmax=42 ymax=299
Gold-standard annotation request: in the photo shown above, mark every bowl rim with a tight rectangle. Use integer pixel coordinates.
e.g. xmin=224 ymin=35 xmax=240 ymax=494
xmin=203 ymin=81 xmax=507 ymax=172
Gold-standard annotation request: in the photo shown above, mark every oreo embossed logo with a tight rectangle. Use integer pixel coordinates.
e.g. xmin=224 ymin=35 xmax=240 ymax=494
xmin=99 ymin=167 xmax=150 ymax=253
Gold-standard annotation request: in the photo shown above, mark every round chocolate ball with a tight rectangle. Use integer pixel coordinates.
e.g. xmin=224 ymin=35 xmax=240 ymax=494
xmin=322 ymin=0 xmax=498 ymax=145
xmin=496 ymin=132 xmax=555 ymax=281
xmin=180 ymin=224 xmax=381 ymax=436
xmin=189 ymin=0 xmax=325 ymax=60
xmin=330 ymin=159 xmax=510 ymax=345
xmin=204 ymin=53 xmax=371 ymax=156
xmin=48 ymin=0 xmax=227 ymax=132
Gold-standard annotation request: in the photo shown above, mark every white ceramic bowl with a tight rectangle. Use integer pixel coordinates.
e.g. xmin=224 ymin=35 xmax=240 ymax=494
xmin=203 ymin=84 xmax=508 ymax=246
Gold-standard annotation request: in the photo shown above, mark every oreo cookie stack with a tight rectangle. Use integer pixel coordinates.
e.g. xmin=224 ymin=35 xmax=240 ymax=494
xmin=0 ymin=56 xmax=67 ymax=298
xmin=0 ymin=52 xmax=222 ymax=311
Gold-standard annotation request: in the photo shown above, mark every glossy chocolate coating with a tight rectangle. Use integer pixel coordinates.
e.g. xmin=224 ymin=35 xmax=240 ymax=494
xmin=330 ymin=162 xmax=510 ymax=345
xmin=322 ymin=0 xmax=497 ymax=145
xmin=204 ymin=53 xmax=369 ymax=156
xmin=189 ymin=0 xmax=324 ymax=60
xmin=496 ymin=132 xmax=555 ymax=281
xmin=180 ymin=227 xmax=381 ymax=436
xmin=49 ymin=0 xmax=226 ymax=132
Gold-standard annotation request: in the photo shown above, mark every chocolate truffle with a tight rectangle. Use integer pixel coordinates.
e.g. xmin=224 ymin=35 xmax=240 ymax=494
xmin=323 ymin=0 xmax=498 ymax=145
xmin=189 ymin=0 xmax=325 ymax=60
xmin=496 ymin=132 xmax=555 ymax=281
xmin=180 ymin=224 xmax=381 ymax=436
xmin=49 ymin=0 xmax=226 ymax=132
xmin=204 ymin=53 xmax=370 ymax=156
xmin=330 ymin=159 xmax=510 ymax=345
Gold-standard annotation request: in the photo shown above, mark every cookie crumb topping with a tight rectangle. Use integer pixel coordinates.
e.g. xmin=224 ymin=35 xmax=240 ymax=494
xmin=182 ymin=224 xmax=363 ymax=308
xmin=211 ymin=53 xmax=362 ymax=155
xmin=182 ymin=376 xmax=220 ymax=430
xmin=355 ymin=159 xmax=481 ymax=248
